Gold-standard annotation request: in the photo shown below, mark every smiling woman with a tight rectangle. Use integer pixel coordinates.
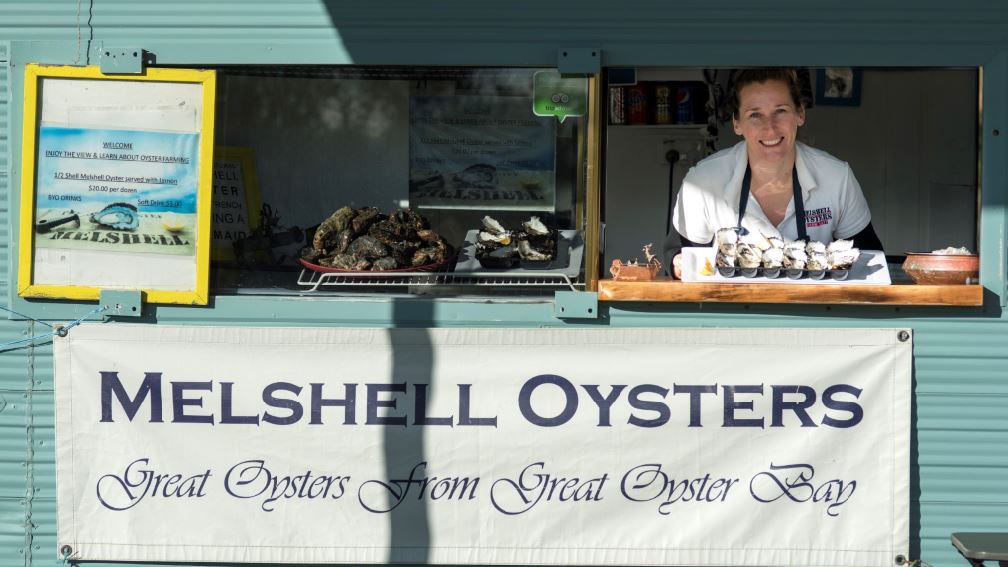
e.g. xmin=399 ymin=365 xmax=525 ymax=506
xmin=668 ymin=68 xmax=883 ymax=278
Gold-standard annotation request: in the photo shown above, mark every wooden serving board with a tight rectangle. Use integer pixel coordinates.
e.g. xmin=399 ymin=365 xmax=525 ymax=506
xmin=597 ymin=279 xmax=983 ymax=306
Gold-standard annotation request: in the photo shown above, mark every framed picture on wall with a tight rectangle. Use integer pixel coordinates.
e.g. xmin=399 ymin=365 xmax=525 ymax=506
xmin=17 ymin=64 xmax=216 ymax=305
xmin=815 ymin=67 xmax=862 ymax=107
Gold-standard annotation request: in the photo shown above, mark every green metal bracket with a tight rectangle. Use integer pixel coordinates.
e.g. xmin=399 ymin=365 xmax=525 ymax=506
xmin=99 ymin=47 xmax=146 ymax=74
xmin=557 ymin=47 xmax=600 ymax=75
xmin=99 ymin=290 xmax=143 ymax=318
xmin=554 ymin=290 xmax=599 ymax=319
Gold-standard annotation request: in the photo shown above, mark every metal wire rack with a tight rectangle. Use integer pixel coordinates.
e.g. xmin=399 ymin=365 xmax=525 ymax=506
xmin=297 ymin=268 xmax=581 ymax=292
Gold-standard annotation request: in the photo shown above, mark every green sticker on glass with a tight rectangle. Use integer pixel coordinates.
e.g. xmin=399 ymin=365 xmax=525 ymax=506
xmin=532 ymin=70 xmax=588 ymax=123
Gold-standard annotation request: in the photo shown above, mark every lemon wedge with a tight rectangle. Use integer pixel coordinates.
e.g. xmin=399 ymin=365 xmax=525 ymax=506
xmin=699 ymin=258 xmax=714 ymax=276
xmin=161 ymin=212 xmax=187 ymax=232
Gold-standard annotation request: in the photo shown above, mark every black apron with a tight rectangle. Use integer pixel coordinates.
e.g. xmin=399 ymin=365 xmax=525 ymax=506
xmin=738 ymin=164 xmax=807 ymax=241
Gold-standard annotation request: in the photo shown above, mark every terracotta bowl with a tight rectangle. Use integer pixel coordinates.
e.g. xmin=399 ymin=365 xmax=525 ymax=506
xmin=902 ymin=253 xmax=979 ymax=285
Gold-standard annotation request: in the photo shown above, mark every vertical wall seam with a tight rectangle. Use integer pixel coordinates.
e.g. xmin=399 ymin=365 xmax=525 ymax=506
xmin=23 ymin=322 xmax=34 ymax=567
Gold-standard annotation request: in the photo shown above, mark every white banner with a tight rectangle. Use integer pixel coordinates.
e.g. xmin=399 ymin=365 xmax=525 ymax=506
xmin=55 ymin=325 xmax=910 ymax=565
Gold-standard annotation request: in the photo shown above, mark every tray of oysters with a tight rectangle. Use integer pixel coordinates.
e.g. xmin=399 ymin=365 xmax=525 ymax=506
xmin=454 ymin=215 xmax=584 ymax=276
xmin=710 ymin=227 xmax=861 ymax=281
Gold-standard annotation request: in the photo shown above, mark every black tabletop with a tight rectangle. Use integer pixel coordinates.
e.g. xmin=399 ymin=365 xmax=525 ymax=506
xmin=952 ymin=533 xmax=1008 ymax=561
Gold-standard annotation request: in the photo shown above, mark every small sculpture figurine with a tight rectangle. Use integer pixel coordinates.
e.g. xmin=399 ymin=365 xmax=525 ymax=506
xmin=610 ymin=243 xmax=663 ymax=281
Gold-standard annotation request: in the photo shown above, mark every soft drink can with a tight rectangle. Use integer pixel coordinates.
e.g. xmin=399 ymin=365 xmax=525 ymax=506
xmin=627 ymin=85 xmax=648 ymax=125
xmin=609 ymin=86 xmax=626 ymax=125
xmin=654 ymin=84 xmax=672 ymax=124
xmin=675 ymin=84 xmax=694 ymax=124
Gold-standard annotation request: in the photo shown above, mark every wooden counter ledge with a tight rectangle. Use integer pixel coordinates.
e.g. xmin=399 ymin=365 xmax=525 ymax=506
xmin=597 ymin=278 xmax=984 ymax=306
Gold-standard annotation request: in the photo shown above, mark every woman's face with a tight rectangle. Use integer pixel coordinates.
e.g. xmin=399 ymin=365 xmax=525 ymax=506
xmin=732 ymin=79 xmax=805 ymax=166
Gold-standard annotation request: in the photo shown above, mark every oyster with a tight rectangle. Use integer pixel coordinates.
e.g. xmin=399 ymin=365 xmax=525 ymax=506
xmin=369 ymin=219 xmax=417 ymax=246
xmin=479 ymin=231 xmax=512 ymax=245
xmin=741 ymin=231 xmax=772 ymax=252
xmin=736 ymin=243 xmax=762 ymax=268
xmin=715 ymin=228 xmax=739 ymax=256
xmin=351 ymin=207 xmax=383 ymax=235
xmin=762 ymin=247 xmax=784 ymax=278
xmin=766 ymin=234 xmax=785 ymax=249
xmin=523 ymin=216 xmax=550 ymax=236
xmin=518 ymin=239 xmax=551 ymax=261
xmin=389 ymin=208 xmax=429 ymax=230
xmin=782 ymin=248 xmax=808 ymax=270
xmin=785 ymin=239 xmax=806 ymax=251
xmin=332 ymin=229 xmax=353 ymax=255
xmin=828 ymin=248 xmax=860 ymax=270
xmin=372 ymin=257 xmax=399 ymax=271
xmin=90 ymin=202 xmax=139 ymax=230
xmin=715 ymin=250 xmax=737 ymax=268
xmin=386 ymin=240 xmax=419 ymax=266
xmin=482 ymin=215 xmax=508 ymax=235
xmin=416 ymin=229 xmax=441 ymax=244
xmin=453 ymin=164 xmax=497 ymax=189
xmin=762 ymin=247 xmax=784 ymax=268
xmin=807 ymin=252 xmax=830 ymax=271
xmin=346 ymin=235 xmax=389 ymax=260
xmin=806 ymin=240 xmax=827 ymax=255
xmin=412 ymin=242 xmax=450 ymax=267
xmin=313 ymin=206 xmax=356 ymax=251
xmin=323 ymin=253 xmax=371 ymax=271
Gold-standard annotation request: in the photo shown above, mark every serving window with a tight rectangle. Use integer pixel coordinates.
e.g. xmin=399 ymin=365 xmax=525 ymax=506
xmin=208 ymin=66 xmax=594 ymax=297
xmin=598 ymin=67 xmax=984 ymax=306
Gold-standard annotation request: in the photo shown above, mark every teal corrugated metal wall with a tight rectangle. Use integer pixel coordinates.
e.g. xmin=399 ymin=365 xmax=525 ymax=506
xmin=2 ymin=2 xmax=1008 ymax=567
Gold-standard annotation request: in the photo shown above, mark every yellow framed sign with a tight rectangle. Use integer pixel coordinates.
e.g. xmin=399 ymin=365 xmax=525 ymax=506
xmin=211 ymin=146 xmax=262 ymax=262
xmin=17 ymin=65 xmax=216 ymax=305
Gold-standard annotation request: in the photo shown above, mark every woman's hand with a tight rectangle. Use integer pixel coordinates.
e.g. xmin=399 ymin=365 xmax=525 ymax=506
xmin=672 ymin=254 xmax=683 ymax=279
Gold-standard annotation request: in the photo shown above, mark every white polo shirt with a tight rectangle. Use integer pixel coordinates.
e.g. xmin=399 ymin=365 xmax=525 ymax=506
xmin=671 ymin=141 xmax=871 ymax=244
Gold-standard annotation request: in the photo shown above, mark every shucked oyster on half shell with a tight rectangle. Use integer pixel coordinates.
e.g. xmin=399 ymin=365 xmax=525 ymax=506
xmin=762 ymin=247 xmax=784 ymax=268
xmin=715 ymin=228 xmax=739 ymax=256
xmin=715 ymin=250 xmax=737 ymax=268
xmin=806 ymin=240 xmax=827 ymax=255
xmin=522 ymin=216 xmax=550 ymax=236
xmin=807 ymin=251 xmax=830 ymax=271
xmin=517 ymin=239 xmax=551 ymax=261
xmin=482 ymin=215 xmax=508 ymax=235
xmin=783 ymin=248 xmax=808 ymax=270
xmin=828 ymin=248 xmax=860 ymax=270
xmin=736 ymin=243 xmax=763 ymax=269
xmin=766 ymin=234 xmax=785 ymax=250
xmin=479 ymin=231 xmax=512 ymax=245
xmin=741 ymin=230 xmax=773 ymax=252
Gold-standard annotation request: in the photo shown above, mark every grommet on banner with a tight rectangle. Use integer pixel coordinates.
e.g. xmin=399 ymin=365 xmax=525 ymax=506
xmin=897 ymin=330 xmax=910 ymax=342
xmin=898 ymin=557 xmax=934 ymax=567
xmin=60 ymin=544 xmax=73 ymax=563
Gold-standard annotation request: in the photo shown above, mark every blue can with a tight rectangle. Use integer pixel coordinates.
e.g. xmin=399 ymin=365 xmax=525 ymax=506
xmin=675 ymin=84 xmax=694 ymax=124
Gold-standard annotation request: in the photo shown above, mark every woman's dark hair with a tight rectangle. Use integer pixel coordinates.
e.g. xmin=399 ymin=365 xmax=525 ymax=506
xmin=726 ymin=68 xmax=807 ymax=119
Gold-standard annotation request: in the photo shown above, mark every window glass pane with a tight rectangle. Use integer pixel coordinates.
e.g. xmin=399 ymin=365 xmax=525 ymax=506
xmin=212 ymin=66 xmax=589 ymax=295
xmin=603 ymin=67 xmax=979 ymax=285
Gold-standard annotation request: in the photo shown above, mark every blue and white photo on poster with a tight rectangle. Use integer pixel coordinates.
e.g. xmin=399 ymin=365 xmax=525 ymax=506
xmin=34 ymin=126 xmax=200 ymax=255
xmin=409 ymin=95 xmax=556 ymax=211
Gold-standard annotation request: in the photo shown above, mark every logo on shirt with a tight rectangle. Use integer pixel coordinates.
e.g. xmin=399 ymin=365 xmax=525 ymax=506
xmin=805 ymin=207 xmax=833 ymax=228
